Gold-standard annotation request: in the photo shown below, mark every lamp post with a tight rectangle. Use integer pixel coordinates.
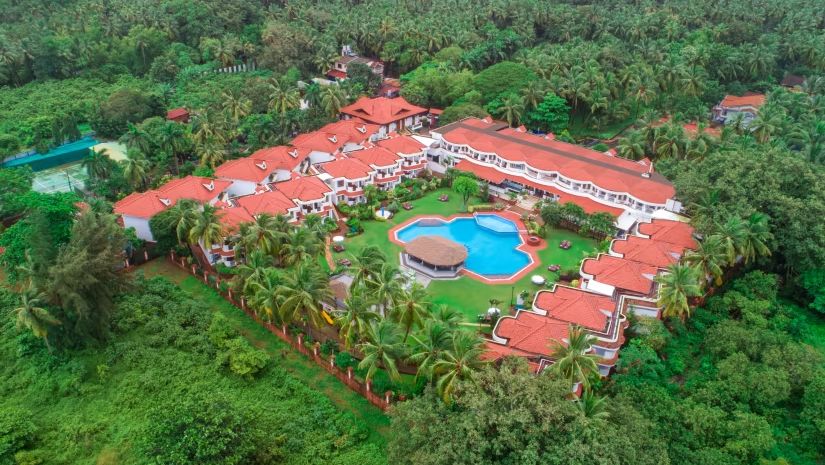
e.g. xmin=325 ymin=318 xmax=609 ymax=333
xmin=509 ymin=286 xmax=515 ymax=308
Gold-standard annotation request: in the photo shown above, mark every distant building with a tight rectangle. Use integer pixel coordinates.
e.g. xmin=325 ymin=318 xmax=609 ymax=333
xmin=166 ymin=107 xmax=189 ymax=123
xmin=712 ymin=94 xmax=765 ymax=126
xmin=327 ymin=45 xmax=384 ymax=81
xmin=340 ymin=96 xmax=428 ymax=137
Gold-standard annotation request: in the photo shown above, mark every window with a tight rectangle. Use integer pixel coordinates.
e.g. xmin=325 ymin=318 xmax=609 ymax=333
xmin=337 ymin=180 xmax=344 ymax=187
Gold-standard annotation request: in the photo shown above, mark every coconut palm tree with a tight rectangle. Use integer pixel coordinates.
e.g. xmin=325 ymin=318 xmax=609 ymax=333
xmin=358 ymin=319 xmax=406 ymax=383
xmin=576 ymin=388 xmax=610 ymax=420
xmin=156 ymin=121 xmax=187 ymax=174
xmin=715 ymin=216 xmax=746 ymax=265
xmin=248 ymin=267 xmax=283 ymax=322
xmin=684 ymin=234 xmax=727 ymax=287
xmin=121 ymin=150 xmax=149 ymax=190
xmin=494 ymin=94 xmax=525 ymax=127
xmin=14 ymin=287 xmax=60 ymax=352
xmin=278 ymin=261 xmax=332 ymax=328
xmin=188 ymin=204 xmax=224 ymax=249
xmin=521 ymin=80 xmax=546 ymax=112
xmin=616 ymin=131 xmax=646 ymax=160
xmin=393 ymin=282 xmax=431 ymax=342
xmin=350 ymin=245 xmax=387 ymax=288
xmin=432 ymin=304 xmax=463 ymax=330
xmin=120 ymin=122 xmax=153 ymax=154
xmin=750 ymin=106 xmax=785 ymax=143
xmin=408 ymin=320 xmax=452 ymax=382
xmin=550 ymin=324 xmax=600 ymax=390
xmin=337 ymin=285 xmax=379 ymax=349
xmin=432 ymin=331 xmax=486 ymax=403
xmin=281 ymin=227 xmax=323 ymax=266
xmin=196 ymin=140 xmax=226 ymax=169
xmin=320 ymin=85 xmax=347 ymax=118
xmin=268 ymin=78 xmax=301 ymax=115
xmin=82 ymin=148 xmax=112 ymax=180
xmin=368 ymin=262 xmax=404 ymax=316
xmin=233 ymin=250 xmax=272 ymax=295
xmin=740 ymin=213 xmax=772 ymax=264
xmin=239 ymin=213 xmax=286 ymax=257
xmin=655 ymin=264 xmax=701 ymax=321
xmin=221 ymin=90 xmax=252 ymax=126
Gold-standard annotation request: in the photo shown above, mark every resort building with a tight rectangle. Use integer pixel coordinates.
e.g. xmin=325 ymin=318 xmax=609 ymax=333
xmin=485 ymin=217 xmax=696 ymax=375
xmin=317 ymin=157 xmax=375 ymax=205
xmin=712 ymin=94 xmax=766 ymax=126
xmin=340 ymin=96 xmax=429 ymax=136
xmin=348 ymin=146 xmax=402 ymax=190
xmin=114 ymin=176 xmax=232 ymax=242
xmin=327 ymin=45 xmax=384 ymax=81
xmin=428 ymin=117 xmax=683 ymax=228
xmin=270 ymin=175 xmax=336 ymax=221
xmin=291 ymin=120 xmax=379 ymax=165
xmin=376 ymin=134 xmax=428 ymax=178
xmin=215 ymin=146 xmax=310 ymax=197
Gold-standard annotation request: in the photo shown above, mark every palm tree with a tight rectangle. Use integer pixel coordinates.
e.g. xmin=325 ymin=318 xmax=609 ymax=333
xmin=521 ymin=80 xmax=546 ymax=112
xmin=83 ymin=148 xmax=112 ymax=180
xmin=14 ymin=287 xmax=60 ymax=352
xmin=654 ymin=124 xmax=687 ymax=159
xmin=221 ymin=90 xmax=252 ymax=125
xmin=248 ymin=267 xmax=283 ymax=322
xmin=188 ymin=204 xmax=224 ymax=249
xmin=408 ymin=320 xmax=452 ymax=382
xmin=120 ymin=122 xmax=153 ymax=154
xmin=350 ymin=245 xmax=387 ymax=288
xmin=166 ymin=199 xmax=200 ymax=245
xmin=393 ymin=282 xmax=431 ymax=342
xmin=197 ymin=140 xmax=226 ymax=168
xmin=121 ymin=150 xmax=149 ymax=190
xmin=156 ymin=121 xmax=187 ymax=174
xmin=278 ymin=261 xmax=332 ymax=328
xmin=750 ymin=106 xmax=785 ymax=143
xmin=494 ymin=94 xmax=525 ymax=127
xmin=431 ymin=331 xmax=486 ymax=403
xmin=367 ymin=262 xmax=404 ymax=316
xmin=715 ymin=216 xmax=746 ymax=265
xmin=550 ymin=325 xmax=600 ymax=389
xmin=281 ymin=227 xmax=323 ymax=266
xmin=268 ymin=78 xmax=301 ymax=115
xmin=740 ymin=213 xmax=772 ymax=264
xmin=432 ymin=304 xmax=462 ymax=330
xmin=684 ymin=235 xmax=727 ymax=287
xmin=655 ymin=264 xmax=701 ymax=321
xmin=320 ymin=85 xmax=347 ymax=118
xmin=337 ymin=285 xmax=379 ymax=349
xmin=616 ymin=131 xmax=646 ymax=160
xmin=233 ymin=249 xmax=271 ymax=295
xmin=576 ymin=388 xmax=610 ymax=420
xmin=358 ymin=319 xmax=406 ymax=383
xmin=239 ymin=213 xmax=286 ymax=257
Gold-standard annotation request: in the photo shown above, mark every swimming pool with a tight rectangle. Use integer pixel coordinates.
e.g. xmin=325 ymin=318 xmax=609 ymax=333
xmin=395 ymin=214 xmax=532 ymax=278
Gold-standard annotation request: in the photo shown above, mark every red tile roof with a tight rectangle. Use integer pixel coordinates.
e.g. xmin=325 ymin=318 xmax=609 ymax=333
xmin=320 ymin=158 xmax=373 ymax=180
xmin=320 ymin=120 xmax=379 ymax=143
xmin=248 ymin=146 xmax=309 ymax=171
xmin=637 ymin=219 xmax=697 ymax=250
xmin=349 ymin=146 xmax=399 ymax=168
xmin=272 ymin=176 xmax=331 ymax=202
xmin=340 ymin=96 xmax=428 ymax=125
xmin=215 ymin=157 xmax=273 ymax=183
xmin=327 ymin=69 xmax=347 ymax=80
xmin=719 ymin=94 xmax=766 ymax=109
xmin=494 ymin=311 xmax=570 ymax=357
xmin=291 ymin=130 xmax=349 ymax=154
xmin=611 ymin=235 xmax=683 ymax=268
xmin=113 ymin=176 xmax=231 ymax=219
xmin=376 ymin=134 xmax=425 ymax=154
xmin=533 ymin=286 xmax=615 ymax=332
xmin=217 ymin=206 xmax=254 ymax=234
xmin=581 ymin=254 xmax=658 ymax=295
xmin=166 ymin=107 xmax=189 ymax=121
xmin=234 ymin=190 xmax=297 ymax=217
xmin=454 ymin=160 xmax=506 ymax=183
xmin=436 ymin=118 xmax=674 ymax=204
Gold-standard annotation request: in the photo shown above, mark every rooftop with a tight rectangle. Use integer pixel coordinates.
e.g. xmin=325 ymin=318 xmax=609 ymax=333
xmin=320 ymin=119 xmax=379 ymax=143
xmin=581 ymin=254 xmax=658 ymax=295
xmin=234 ymin=190 xmax=297 ymax=217
xmin=272 ymin=175 xmax=331 ymax=202
xmin=719 ymin=94 xmax=766 ymax=109
xmin=340 ymin=96 xmax=428 ymax=125
xmin=248 ymin=145 xmax=309 ymax=171
xmin=533 ymin=286 xmax=615 ymax=333
xmin=349 ymin=146 xmax=400 ymax=168
xmin=113 ymin=176 xmax=231 ymax=219
xmin=637 ymin=219 xmax=697 ymax=250
xmin=376 ymin=134 xmax=426 ymax=154
xmin=493 ymin=311 xmax=570 ymax=357
xmin=611 ymin=235 xmax=684 ymax=268
xmin=404 ymin=235 xmax=468 ymax=267
xmin=215 ymin=157 xmax=273 ymax=183
xmin=319 ymin=157 xmax=373 ymax=180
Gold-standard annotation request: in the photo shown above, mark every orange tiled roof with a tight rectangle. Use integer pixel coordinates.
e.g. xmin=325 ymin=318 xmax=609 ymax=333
xmin=719 ymin=94 xmax=766 ymax=109
xmin=320 ymin=158 xmax=373 ymax=180
xmin=376 ymin=134 xmax=425 ymax=154
xmin=533 ymin=286 xmax=615 ymax=332
xmin=494 ymin=311 xmax=570 ymax=357
xmin=340 ymin=96 xmax=428 ymax=125
xmin=217 ymin=206 xmax=254 ymax=234
xmin=291 ymin=131 xmax=350 ymax=154
xmin=234 ymin=190 xmax=297 ymax=217
xmin=273 ymin=176 xmax=331 ymax=202
xmin=611 ymin=235 xmax=684 ymax=268
xmin=215 ymin=157 xmax=273 ymax=183
xmin=349 ymin=146 xmax=399 ymax=168
xmin=320 ymin=120 xmax=379 ymax=143
xmin=248 ymin=146 xmax=309 ymax=171
xmin=581 ymin=254 xmax=658 ymax=295
xmin=113 ymin=176 xmax=230 ymax=219
xmin=637 ymin=219 xmax=697 ymax=250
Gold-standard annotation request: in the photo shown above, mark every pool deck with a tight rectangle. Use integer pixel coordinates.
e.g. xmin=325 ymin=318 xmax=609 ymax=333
xmin=387 ymin=210 xmax=547 ymax=285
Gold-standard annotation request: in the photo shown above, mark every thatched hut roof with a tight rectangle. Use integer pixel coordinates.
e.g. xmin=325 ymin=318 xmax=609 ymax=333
xmin=404 ymin=236 xmax=467 ymax=267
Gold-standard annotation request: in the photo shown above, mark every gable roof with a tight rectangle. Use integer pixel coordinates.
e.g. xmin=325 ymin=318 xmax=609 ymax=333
xmin=611 ymin=235 xmax=684 ymax=268
xmin=349 ymin=146 xmax=400 ymax=168
xmin=533 ymin=286 xmax=615 ymax=332
xmin=291 ymin=130 xmax=349 ymax=154
xmin=319 ymin=120 xmax=379 ymax=143
xmin=719 ymin=94 xmax=766 ymax=109
xmin=272 ymin=176 xmax=332 ymax=202
xmin=234 ymin=190 xmax=297 ymax=216
xmin=217 ymin=206 xmax=254 ymax=234
xmin=248 ymin=146 xmax=309 ymax=171
xmin=166 ymin=107 xmax=188 ymax=120
xmin=637 ymin=219 xmax=697 ymax=250
xmin=340 ymin=96 xmax=428 ymax=125
xmin=493 ymin=311 xmax=570 ymax=357
xmin=376 ymin=134 xmax=426 ymax=154
xmin=319 ymin=157 xmax=373 ymax=180
xmin=581 ymin=254 xmax=658 ymax=295
xmin=215 ymin=157 xmax=274 ymax=183
xmin=113 ymin=176 xmax=231 ymax=219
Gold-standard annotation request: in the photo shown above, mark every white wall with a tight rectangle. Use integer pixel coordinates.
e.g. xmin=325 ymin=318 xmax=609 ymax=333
xmin=123 ymin=216 xmax=154 ymax=241
xmin=309 ymin=151 xmax=335 ymax=165
xmin=225 ymin=179 xmax=257 ymax=197
xmin=583 ymin=279 xmax=616 ymax=297
xmin=271 ymin=170 xmax=292 ymax=182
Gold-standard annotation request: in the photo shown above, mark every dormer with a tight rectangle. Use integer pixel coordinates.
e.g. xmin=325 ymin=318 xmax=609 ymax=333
xmin=159 ymin=198 xmax=172 ymax=206
xmin=203 ymin=181 xmax=215 ymax=191
xmin=288 ymin=149 xmax=299 ymax=158
xmin=357 ymin=125 xmax=367 ymax=134
xmin=328 ymin=135 xmax=338 ymax=144
xmin=255 ymin=161 xmax=267 ymax=170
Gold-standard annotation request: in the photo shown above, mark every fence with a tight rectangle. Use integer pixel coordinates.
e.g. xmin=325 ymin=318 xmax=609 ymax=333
xmin=165 ymin=252 xmax=395 ymax=411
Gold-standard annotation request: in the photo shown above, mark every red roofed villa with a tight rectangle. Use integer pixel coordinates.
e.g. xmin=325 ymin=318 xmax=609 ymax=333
xmin=340 ymin=96 xmax=428 ymax=137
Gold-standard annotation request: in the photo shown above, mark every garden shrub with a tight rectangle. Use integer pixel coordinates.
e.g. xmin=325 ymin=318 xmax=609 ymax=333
xmin=216 ymin=337 xmax=269 ymax=379
xmin=335 ymin=351 xmax=357 ymax=369
xmin=0 ymin=408 xmax=36 ymax=465
xmin=208 ymin=313 xmax=237 ymax=347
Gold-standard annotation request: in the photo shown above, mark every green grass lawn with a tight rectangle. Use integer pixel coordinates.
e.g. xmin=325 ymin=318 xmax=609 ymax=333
xmin=138 ymin=259 xmax=390 ymax=442
xmin=338 ymin=189 xmax=598 ymax=322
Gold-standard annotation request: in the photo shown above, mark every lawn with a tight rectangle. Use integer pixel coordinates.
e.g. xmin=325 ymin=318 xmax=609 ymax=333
xmin=337 ymin=188 xmax=598 ymax=323
xmin=138 ymin=259 xmax=390 ymax=441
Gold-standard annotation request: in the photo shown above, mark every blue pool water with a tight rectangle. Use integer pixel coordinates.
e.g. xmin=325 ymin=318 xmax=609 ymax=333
xmin=396 ymin=214 xmax=531 ymax=278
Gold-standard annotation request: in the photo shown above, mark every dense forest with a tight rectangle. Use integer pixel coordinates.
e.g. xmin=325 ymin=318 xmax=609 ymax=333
xmin=1 ymin=0 xmax=825 ymax=464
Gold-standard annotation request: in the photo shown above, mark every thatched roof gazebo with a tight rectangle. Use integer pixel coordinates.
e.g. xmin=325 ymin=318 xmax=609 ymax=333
xmin=402 ymin=236 xmax=467 ymax=277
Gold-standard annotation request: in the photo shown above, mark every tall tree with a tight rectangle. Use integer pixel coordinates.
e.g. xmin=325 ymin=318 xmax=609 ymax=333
xmin=14 ymin=287 xmax=60 ymax=351
xmin=357 ymin=319 xmax=406 ymax=383
xmin=655 ymin=263 xmax=701 ymax=321
xmin=278 ymin=261 xmax=332 ymax=328
xmin=549 ymin=324 xmax=600 ymax=389
xmin=431 ymin=331 xmax=486 ymax=403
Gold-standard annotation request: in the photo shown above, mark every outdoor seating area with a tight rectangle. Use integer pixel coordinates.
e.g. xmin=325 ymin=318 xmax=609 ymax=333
xmin=438 ymin=194 xmax=449 ymax=202
xmin=402 ymin=235 xmax=467 ymax=278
